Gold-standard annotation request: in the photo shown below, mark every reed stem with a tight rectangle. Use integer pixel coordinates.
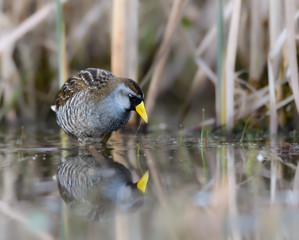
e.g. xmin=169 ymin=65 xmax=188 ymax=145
xmin=55 ymin=0 xmax=67 ymax=87
xmin=225 ymin=0 xmax=241 ymax=133
xmin=217 ymin=0 xmax=224 ymax=127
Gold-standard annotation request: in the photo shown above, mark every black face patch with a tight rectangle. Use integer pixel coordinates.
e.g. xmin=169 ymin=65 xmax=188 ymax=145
xmin=128 ymin=93 xmax=142 ymax=110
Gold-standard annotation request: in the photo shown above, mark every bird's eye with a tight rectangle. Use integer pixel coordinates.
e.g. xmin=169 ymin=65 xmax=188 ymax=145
xmin=128 ymin=93 xmax=137 ymax=101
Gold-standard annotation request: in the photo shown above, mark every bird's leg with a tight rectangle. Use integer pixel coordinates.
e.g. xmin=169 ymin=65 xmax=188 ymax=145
xmin=100 ymin=132 xmax=112 ymax=144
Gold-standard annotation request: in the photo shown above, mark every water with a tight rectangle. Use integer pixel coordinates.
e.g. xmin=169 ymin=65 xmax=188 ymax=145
xmin=0 ymin=126 xmax=299 ymax=240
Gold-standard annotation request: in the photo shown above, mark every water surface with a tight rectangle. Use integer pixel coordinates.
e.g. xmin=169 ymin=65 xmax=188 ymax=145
xmin=0 ymin=127 xmax=299 ymax=240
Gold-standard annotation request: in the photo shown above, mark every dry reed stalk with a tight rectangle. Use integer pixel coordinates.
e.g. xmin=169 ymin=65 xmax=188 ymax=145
xmin=217 ymin=0 xmax=225 ymax=127
xmin=68 ymin=1 xmax=109 ymax=60
xmin=196 ymin=28 xmax=216 ymax=57
xmin=249 ymin=0 xmax=265 ymax=86
xmin=111 ymin=0 xmax=139 ymax=126
xmin=179 ymin=68 xmax=206 ymax=122
xmin=238 ymin=95 xmax=269 ymax=120
xmin=236 ymin=5 xmax=248 ymax=62
xmin=234 ymin=89 xmax=247 ymax=119
xmin=234 ymin=81 xmax=269 ymax=119
xmin=60 ymin=29 xmax=67 ymax=87
xmin=269 ymin=0 xmax=283 ymax=79
xmin=178 ymin=2 xmax=233 ymax=124
xmin=225 ymin=0 xmax=241 ymax=133
xmin=235 ymin=77 xmax=287 ymax=109
xmin=178 ymin=28 xmax=217 ymax=80
xmin=56 ymin=0 xmax=67 ymax=88
xmin=269 ymin=0 xmax=284 ymax=127
xmin=55 ymin=0 xmax=69 ymax=149
xmin=235 ymin=85 xmax=293 ymax=123
xmin=145 ymin=0 xmax=187 ymax=118
xmin=284 ymin=0 xmax=299 ymax=114
xmin=215 ymin=1 xmax=234 ymax=127
xmin=111 ymin=0 xmax=138 ymax=79
xmin=177 ymin=27 xmax=217 ymax=123
xmin=267 ymin=58 xmax=278 ymax=134
xmin=1 ymin=45 xmax=19 ymax=123
xmin=269 ymin=0 xmax=282 ymax=58
xmin=195 ymin=1 xmax=233 ymax=57
xmin=194 ymin=57 xmax=217 ymax=84
xmin=273 ymin=95 xmax=294 ymax=111
xmin=0 ymin=0 xmax=68 ymax=54
xmin=144 ymin=50 xmax=169 ymax=116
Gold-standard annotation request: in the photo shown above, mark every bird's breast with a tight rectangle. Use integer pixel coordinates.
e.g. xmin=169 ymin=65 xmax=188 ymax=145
xmin=93 ymin=100 xmax=131 ymax=133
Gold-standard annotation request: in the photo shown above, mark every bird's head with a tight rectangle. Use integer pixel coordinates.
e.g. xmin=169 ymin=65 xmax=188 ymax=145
xmin=115 ymin=78 xmax=148 ymax=123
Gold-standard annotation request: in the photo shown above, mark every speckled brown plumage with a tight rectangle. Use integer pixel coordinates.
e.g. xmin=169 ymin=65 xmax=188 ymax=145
xmin=56 ymin=68 xmax=114 ymax=110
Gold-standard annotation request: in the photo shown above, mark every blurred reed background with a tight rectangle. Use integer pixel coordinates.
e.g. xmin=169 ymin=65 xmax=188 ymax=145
xmin=0 ymin=0 xmax=299 ymax=134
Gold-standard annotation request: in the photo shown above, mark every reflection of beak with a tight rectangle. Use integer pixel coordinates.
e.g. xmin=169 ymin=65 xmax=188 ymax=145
xmin=135 ymin=101 xmax=148 ymax=123
xmin=137 ymin=171 xmax=149 ymax=194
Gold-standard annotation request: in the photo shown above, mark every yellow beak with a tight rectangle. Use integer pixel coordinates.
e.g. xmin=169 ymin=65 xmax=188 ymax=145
xmin=137 ymin=171 xmax=149 ymax=194
xmin=135 ymin=101 xmax=148 ymax=123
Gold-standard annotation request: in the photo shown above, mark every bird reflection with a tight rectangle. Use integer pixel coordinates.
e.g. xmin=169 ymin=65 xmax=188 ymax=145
xmin=57 ymin=150 xmax=149 ymax=221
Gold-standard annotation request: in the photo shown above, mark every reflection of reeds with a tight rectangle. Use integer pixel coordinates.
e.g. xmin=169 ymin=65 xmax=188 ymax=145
xmin=144 ymin=150 xmax=179 ymax=240
xmin=0 ymin=201 xmax=54 ymax=240
xmin=0 ymin=153 xmax=54 ymax=240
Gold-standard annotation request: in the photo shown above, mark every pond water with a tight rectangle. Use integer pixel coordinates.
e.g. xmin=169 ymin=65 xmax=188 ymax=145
xmin=0 ymin=125 xmax=299 ymax=240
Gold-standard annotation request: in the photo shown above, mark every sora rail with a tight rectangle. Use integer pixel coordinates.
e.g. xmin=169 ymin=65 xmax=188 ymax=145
xmin=51 ymin=68 xmax=148 ymax=144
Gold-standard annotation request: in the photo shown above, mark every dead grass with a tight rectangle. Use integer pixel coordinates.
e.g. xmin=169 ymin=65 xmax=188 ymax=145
xmin=0 ymin=0 xmax=298 ymax=133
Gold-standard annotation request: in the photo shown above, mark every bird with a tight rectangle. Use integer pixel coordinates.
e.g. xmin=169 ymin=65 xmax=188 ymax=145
xmin=51 ymin=68 xmax=148 ymax=144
